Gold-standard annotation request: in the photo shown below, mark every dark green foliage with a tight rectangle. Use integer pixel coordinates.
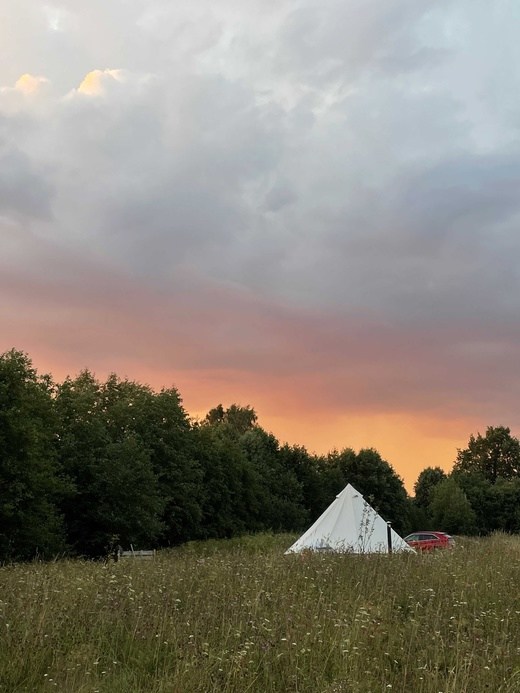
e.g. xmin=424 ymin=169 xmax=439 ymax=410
xmin=200 ymin=404 xmax=268 ymax=532
xmin=449 ymin=427 xmax=520 ymax=535
xmin=322 ymin=448 xmax=356 ymax=500
xmin=192 ymin=424 xmax=249 ymax=538
xmin=486 ymin=479 xmax=520 ymax=533
xmin=414 ymin=467 xmax=447 ymax=508
xmin=411 ymin=466 xmax=448 ymax=529
xmin=133 ymin=386 xmax=203 ymax=546
xmin=55 ymin=372 xmax=164 ymax=556
xmin=407 ymin=502 xmax=430 ymax=533
xmin=239 ymin=428 xmax=308 ymax=531
xmin=205 ymin=403 xmax=257 ymax=435
xmin=200 ymin=407 xmax=308 ymax=534
xmin=0 ymin=350 xmax=66 ymax=561
xmin=278 ymin=444 xmax=328 ymax=523
xmin=453 ymin=426 xmax=520 ymax=483
xmin=429 ymin=478 xmax=476 ymax=535
xmin=325 ymin=447 xmax=412 ymax=535
xmin=451 ymin=472 xmax=493 ymax=535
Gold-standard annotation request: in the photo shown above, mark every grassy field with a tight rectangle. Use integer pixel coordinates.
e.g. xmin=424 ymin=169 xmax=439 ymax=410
xmin=1 ymin=533 xmax=520 ymax=692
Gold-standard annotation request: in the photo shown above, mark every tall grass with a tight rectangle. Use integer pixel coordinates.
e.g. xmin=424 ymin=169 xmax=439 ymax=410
xmin=1 ymin=533 xmax=519 ymax=692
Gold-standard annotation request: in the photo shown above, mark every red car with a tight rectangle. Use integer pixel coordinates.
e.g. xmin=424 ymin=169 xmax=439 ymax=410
xmin=404 ymin=531 xmax=454 ymax=551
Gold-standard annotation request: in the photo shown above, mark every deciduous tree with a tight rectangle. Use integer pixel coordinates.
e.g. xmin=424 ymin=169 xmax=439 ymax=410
xmin=429 ymin=478 xmax=476 ymax=535
xmin=0 ymin=350 xmax=66 ymax=560
xmin=453 ymin=426 xmax=520 ymax=483
xmin=55 ymin=372 xmax=164 ymax=556
xmin=414 ymin=467 xmax=447 ymax=508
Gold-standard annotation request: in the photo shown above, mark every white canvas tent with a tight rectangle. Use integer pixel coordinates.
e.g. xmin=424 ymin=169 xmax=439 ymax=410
xmin=285 ymin=483 xmax=413 ymax=554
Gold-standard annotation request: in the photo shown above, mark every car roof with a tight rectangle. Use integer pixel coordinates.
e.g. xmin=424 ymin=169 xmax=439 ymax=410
xmin=413 ymin=530 xmax=447 ymax=534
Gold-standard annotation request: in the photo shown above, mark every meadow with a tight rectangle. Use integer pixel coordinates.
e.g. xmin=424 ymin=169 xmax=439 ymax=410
xmin=0 ymin=534 xmax=519 ymax=693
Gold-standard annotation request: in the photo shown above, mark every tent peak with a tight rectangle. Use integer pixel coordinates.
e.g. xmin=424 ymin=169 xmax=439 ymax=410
xmin=285 ymin=482 xmax=414 ymax=555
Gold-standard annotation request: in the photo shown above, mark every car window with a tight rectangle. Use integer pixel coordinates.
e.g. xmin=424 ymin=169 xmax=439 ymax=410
xmin=406 ymin=534 xmax=419 ymax=541
xmin=419 ymin=533 xmax=437 ymax=541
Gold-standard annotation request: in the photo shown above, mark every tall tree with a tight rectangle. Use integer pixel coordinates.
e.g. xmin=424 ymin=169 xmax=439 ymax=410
xmin=136 ymin=386 xmax=203 ymax=545
xmin=486 ymin=479 xmax=520 ymax=533
xmin=200 ymin=404 xmax=270 ymax=533
xmin=453 ymin=426 xmax=520 ymax=483
xmin=429 ymin=478 xmax=476 ymax=535
xmin=451 ymin=472 xmax=493 ymax=535
xmin=55 ymin=372 xmax=163 ymax=556
xmin=192 ymin=423 xmax=250 ymax=538
xmin=0 ymin=350 xmax=66 ymax=560
xmin=279 ymin=444 xmax=327 ymax=523
xmin=414 ymin=467 xmax=447 ymax=508
xmin=240 ymin=428 xmax=307 ymax=531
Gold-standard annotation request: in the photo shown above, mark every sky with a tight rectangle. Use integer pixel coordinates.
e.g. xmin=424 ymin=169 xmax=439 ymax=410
xmin=2 ymin=1 xmax=520 ymax=491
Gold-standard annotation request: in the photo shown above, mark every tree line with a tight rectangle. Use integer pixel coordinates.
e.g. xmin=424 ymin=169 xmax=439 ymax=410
xmin=414 ymin=425 xmax=520 ymax=536
xmin=1 ymin=348 xmax=519 ymax=561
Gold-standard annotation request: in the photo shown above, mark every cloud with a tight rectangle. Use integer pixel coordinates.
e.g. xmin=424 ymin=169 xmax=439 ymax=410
xmin=14 ymin=73 xmax=49 ymax=94
xmin=76 ymin=69 xmax=126 ymax=96
xmin=0 ymin=140 xmax=53 ymax=220
xmin=0 ymin=73 xmax=51 ymax=116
